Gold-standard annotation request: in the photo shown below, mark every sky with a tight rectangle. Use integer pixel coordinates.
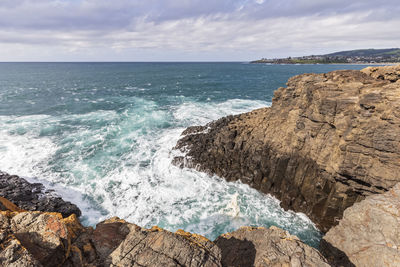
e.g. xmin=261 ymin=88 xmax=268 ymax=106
xmin=0 ymin=0 xmax=399 ymax=61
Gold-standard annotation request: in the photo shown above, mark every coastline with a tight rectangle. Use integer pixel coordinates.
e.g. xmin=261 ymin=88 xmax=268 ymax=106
xmin=1 ymin=64 xmax=399 ymax=266
xmin=250 ymin=62 xmax=399 ymax=65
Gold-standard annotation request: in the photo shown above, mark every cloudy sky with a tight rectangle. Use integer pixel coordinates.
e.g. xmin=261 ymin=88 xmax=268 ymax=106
xmin=0 ymin=0 xmax=399 ymax=61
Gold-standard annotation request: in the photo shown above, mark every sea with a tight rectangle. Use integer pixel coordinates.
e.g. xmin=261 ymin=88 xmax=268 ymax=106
xmin=0 ymin=62 xmax=368 ymax=248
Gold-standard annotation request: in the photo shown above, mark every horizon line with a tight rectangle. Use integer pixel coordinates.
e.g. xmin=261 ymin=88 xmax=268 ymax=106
xmin=0 ymin=61 xmax=249 ymax=63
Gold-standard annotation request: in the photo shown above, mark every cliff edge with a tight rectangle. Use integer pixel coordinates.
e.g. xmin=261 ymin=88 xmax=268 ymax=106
xmin=173 ymin=65 xmax=400 ymax=232
xmin=321 ymin=182 xmax=400 ymax=267
xmin=0 ymin=197 xmax=328 ymax=267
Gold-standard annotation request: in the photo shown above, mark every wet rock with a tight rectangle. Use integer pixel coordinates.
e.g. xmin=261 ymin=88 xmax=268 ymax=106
xmin=173 ymin=65 xmax=400 ymax=232
xmin=0 ymin=171 xmax=81 ymax=218
xmin=321 ymin=183 xmax=400 ymax=267
xmin=215 ymin=226 xmax=330 ymax=267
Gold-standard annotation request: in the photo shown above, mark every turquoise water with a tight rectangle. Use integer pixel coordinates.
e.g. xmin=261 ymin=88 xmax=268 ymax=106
xmin=0 ymin=63 xmax=367 ymax=247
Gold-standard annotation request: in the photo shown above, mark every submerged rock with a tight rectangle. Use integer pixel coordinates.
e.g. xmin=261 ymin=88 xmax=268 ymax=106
xmin=173 ymin=65 xmax=400 ymax=232
xmin=321 ymin=182 xmax=400 ymax=267
xmin=0 ymin=171 xmax=81 ymax=218
xmin=215 ymin=226 xmax=329 ymax=267
xmin=0 ymin=197 xmax=327 ymax=266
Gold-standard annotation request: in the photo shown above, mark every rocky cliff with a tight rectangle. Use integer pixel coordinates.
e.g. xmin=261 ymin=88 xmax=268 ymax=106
xmin=321 ymin=182 xmax=400 ymax=267
xmin=0 ymin=171 xmax=81 ymax=218
xmin=173 ymin=65 xmax=400 ymax=232
xmin=0 ymin=197 xmax=328 ymax=267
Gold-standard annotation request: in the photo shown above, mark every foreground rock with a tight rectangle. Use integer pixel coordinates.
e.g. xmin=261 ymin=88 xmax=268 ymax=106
xmin=0 ymin=209 xmax=221 ymax=266
xmin=0 ymin=171 xmax=81 ymax=218
xmin=321 ymin=182 xmax=400 ymax=267
xmin=0 ymin=197 xmax=327 ymax=266
xmin=215 ymin=226 xmax=329 ymax=267
xmin=89 ymin=219 xmax=222 ymax=267
xmin=173 ymin=65 xmax=400 ymax=232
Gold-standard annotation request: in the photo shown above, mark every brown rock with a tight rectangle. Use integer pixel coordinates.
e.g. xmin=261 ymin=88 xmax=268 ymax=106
xmin=321 ymin=183 xmax=400 ymax=267
xmin=0 ymin=237 xmax=43 ymax=267
xmin=94 ymin=220 xmax=222 ymax=267
xmin=215 ymin=226 xmax=330 ymax=267
xmin=0 ymin=211 xmax=71 ymax=267
xmin=0 ymin=198 xmax=331 ymax=266
xmin=0 ymin=197 xmax=24 ymax=212
xmin=361 ymin=65 xmax=400 ymax=82
xmin=173 ymin=65 xmax=400 ymax=232
xmin=9 ymin=212 xmax=70 ymax=266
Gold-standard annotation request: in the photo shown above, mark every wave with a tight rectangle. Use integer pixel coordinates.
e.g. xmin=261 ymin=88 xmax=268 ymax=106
xmin=0 ymin=98 xmax=321 ymax=247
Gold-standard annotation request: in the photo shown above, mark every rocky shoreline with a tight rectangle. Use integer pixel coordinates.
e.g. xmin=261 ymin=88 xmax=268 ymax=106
xmin=0 ymin=172 xmax=81 ymax=218
xmin=0 ymin=177 xmax=328 ymax=266
xmin=172 ymin=65 xmax=400 ymax=266
xmin=173 ymin=65 xmax=400 ymax=233
xmin=1 ymin=65 xmax=399 ymax=266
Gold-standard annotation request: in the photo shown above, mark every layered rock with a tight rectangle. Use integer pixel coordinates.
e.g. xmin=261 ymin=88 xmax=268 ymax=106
xmin=0 ymin=197 xmax=328 ymax=267
xmin=173 ymin=65 xmax=400 ymax=232
xmin=0 ymin=196 xmax=83 ymax=267
xmin=215 ymin=226 xmax=329 ymax=267
xmin=321 ymin=182 xmax=400 ymax=267
xmin=89 ymin=219 xmax=222 ymax=267
xmin=0 ymin=171 xmax=81 ymax=218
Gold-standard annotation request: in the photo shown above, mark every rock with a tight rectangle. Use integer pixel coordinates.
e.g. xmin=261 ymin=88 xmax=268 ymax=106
xmin=92 ymin=219 xmax=222 ymax=267
xmin=361 ymin=65 xmax=400 ymax=82
xmin=321 ymin=182 xmax=400 ymax=267
xmin=0 ymin=211 xmax=77 ymax=267
xmin=215 ymin=226 xmax=330 ymax=267
xmin=0 ymin=198 xmax=329 ymax=266
xmin=0 ymin=199 xmax=223 ymax=267
xmin=0 ymin=171 xmax=81 ymax=218
xmin=173 ymin=65 xmax=400 ymax=232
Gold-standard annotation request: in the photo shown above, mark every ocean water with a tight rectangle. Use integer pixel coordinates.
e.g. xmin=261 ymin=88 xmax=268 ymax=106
xmin=0 ymin=62 xmax=368 ymax=247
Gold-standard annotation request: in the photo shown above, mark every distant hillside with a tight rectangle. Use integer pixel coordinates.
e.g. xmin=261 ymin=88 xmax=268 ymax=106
xmin=252 ymin=48 xmax=400 ymax=64
xmin=326 ymin=48 xmax=400 ymax=58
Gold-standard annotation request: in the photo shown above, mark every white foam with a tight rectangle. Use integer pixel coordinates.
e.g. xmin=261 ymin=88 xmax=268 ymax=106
xmin=173 ymin=99 xmax=270 ymax=125
xmin=0 ymin=98 xmax=321 ymax=246
xmin=223 ymin=193 xmax=240 ymax=217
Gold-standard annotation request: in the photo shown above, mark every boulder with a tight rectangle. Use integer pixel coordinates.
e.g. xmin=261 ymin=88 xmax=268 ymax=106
xmin=321 ymin=183 xmax=400 ymax=267
xmin=215 ymin=226 xmax=330 ymax=267
xmin=173 ymin=65 xmax=400 ymax=232
xmin=93 ymin=219 xmax=222 ymax=267
xmin=0 ymin=199 xmax=222 ymax=267
xmin=0 ymin=211 xmax=79 ymax=267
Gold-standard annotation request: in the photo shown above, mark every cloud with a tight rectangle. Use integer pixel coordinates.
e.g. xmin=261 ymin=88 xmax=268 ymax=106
xmin=0 ymin=0 xmax=399 ymax=61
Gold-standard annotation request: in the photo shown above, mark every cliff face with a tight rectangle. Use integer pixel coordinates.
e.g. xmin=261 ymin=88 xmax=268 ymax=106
xmin=321 ymin=182 xmax=400 ymax=267
xmin=0 ymin=197 xmax=328 ymax=267
xmin=173 ymin=65 xmax=400 ymax=232
xmin=215 ymin=226 xmax=329 ymax=267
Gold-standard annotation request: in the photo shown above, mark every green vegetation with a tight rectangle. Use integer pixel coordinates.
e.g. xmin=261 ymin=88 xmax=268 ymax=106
xmin=252 ymin=48 xmax=400 ymax=64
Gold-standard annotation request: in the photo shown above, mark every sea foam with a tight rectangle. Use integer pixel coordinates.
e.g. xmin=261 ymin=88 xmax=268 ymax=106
xmin=0 ymin=98 xmax=321 ymax=247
